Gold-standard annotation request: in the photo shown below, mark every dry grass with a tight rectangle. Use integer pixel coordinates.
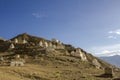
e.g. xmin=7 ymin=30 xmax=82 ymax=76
xmin=0 ymin=63 xmax=118 ymax=80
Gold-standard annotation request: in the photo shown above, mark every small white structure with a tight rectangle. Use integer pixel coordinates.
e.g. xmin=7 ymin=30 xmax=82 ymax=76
xmin=14 ymin=38 xmax=18 ymax=43
xmin=10 ymin=55 xmax=25 ymax=67
xmin=80 ymin=53 xmax=87 ymax=61
xmin=39 ymin=41 xmax=43 ymax=47
xmin=10 ymin=61 xmax=24 ymax=66
xmin=51 ymin=38 xmax=60 ymax=43
xmin=10 ymin=43 xmax=15 ymax=49
xmin=75 ymin=48 xmax=87 ymax=61
xmin=71 ymin=51 xmax=75 ymax=56
xmin=92 ymin=59 xmax=101 ymax=69
xmin=44 ymin=42 xmax=48 ymax=47
xmin=15 ymin=54 xmax=20 ymax=59
xmin=23 ymin=39 xmax=27 ymax=44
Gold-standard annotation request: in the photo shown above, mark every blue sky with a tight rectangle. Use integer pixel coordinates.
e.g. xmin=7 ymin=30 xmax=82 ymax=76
xmin=1 ymin=0 xmax=120 ymax=56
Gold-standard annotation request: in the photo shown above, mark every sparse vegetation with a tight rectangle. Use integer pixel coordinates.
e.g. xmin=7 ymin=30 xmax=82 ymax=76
xmin=0 ymin=33 xmax=119 ymax=80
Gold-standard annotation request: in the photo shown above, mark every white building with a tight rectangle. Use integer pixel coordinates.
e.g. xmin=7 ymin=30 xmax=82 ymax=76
xmin=23 ymin=39 xmax=27 ymax=44
xmin=10 ymin=43 xmax=15 ymax=49
xmin=44 ymin=42 xmax=48 ymax=47
xmin=15 ymin=54 xmax=20 ymax=59
xmin=73 ymin=48 xmax=87 ymax=61
xmin=71 ymin=51 xmax=75 ymax=56
xmin=10 ymin=61 xmax=24 ymax=66
xmin=39 ymin=41 xmax=43 ymax=47
xmin=14 ymin=38 xmax=18 ymax=43
xmin=51 ymin=38 xmax=60 ymax=43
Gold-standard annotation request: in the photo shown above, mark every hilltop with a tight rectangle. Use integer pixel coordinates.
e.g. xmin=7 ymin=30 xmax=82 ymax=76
xmin=0 ymin=33 xmax=120 ymax=80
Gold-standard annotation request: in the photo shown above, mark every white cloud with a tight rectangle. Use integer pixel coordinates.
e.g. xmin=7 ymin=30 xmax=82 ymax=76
xmin=107 ymin=29 xmax=120 ymax=39
xmin=91 ymin=44 xmax=120 ymax=57
xmin=108 ymin=31 xmax=113 ymax=34
xmin=108 ymin=29 xmax=120 ymax=35
xmin=108 ymin=36 xmax=116 ymax=39
xmin=92 ymin=29 xmax=120 ymax=56
xmin=32 ymin=12 xmax=47 ymax=18
xmin=97 ymin=50 xmax=120 ymax=57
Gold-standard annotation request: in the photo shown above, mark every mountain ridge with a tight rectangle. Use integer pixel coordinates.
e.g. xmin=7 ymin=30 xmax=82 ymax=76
xmin=0 ymin=33 xmax=117 ymax=68
xmin=0 ymin=33 xmax=119 ymax=80
xmin=100 ymin=55 xmax=120 ymax=68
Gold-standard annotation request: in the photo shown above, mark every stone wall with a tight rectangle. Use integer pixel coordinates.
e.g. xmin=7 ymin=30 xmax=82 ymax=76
xmin=10 ymin=61 xmax=24 ymax=66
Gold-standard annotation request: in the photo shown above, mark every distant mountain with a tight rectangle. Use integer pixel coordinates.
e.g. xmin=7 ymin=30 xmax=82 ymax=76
xmin=100 ymin=55 xmax=120 ymax=67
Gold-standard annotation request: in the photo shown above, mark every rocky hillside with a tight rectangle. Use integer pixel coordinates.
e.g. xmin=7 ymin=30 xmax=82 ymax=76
xmin=0 ymin=33 xmax=120 ymax=80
